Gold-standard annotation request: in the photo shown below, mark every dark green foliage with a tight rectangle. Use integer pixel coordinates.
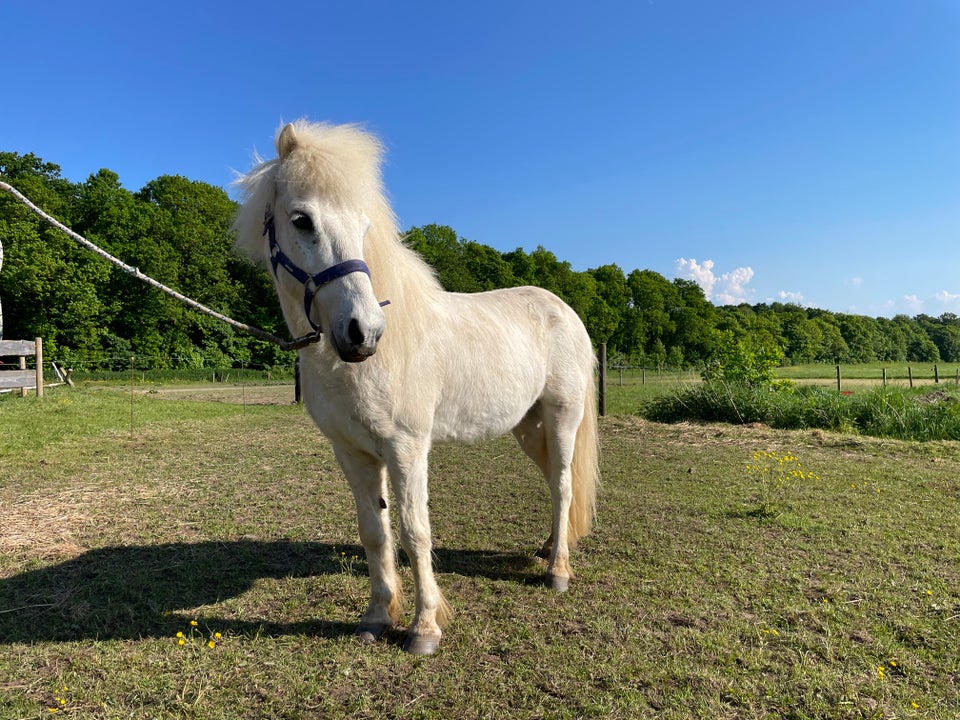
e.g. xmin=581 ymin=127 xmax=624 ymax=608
xmin=3 ymin=149 xmax=960 ymax=370
xmin=0 ymin=153 xmax=286 ymax=368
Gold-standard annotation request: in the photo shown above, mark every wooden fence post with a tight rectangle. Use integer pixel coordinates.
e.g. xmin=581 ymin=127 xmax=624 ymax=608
xmin=836 ymin=364 xmax=841 ymax=394
xmin=295 ymin=358 xmax=302 ymax=404
xmin=934 ymin=364 xmax=939 ymax=384
xmin=34 ymin=337 xmax=43 ymax=398
xmin=908 ymin=366 xmax=913 ymax=388
xmin=18 ymin=354 xmax=27 ymax=397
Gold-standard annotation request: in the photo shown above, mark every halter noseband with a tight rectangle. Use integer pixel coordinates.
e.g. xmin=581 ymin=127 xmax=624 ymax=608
xmin=263 ymin=205 xmax=389 ymax=333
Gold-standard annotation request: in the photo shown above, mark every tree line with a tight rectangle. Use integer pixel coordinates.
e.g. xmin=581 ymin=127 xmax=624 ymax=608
xmin=2 ymin=150 xmax=958 ymax=370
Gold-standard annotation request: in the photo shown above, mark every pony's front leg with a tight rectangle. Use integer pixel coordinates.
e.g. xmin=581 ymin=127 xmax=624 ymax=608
xmin=336 ymin=446 xmax=402 ymax=643
xmin=388 ymin=443 xmax=452 ymax=655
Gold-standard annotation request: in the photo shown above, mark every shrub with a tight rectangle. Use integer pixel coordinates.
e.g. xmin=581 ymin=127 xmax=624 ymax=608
xmin=701 ymin=330 xmax=791 ymax=390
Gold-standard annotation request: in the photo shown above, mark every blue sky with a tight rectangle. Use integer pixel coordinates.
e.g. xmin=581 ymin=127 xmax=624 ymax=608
xmin=2 ymin=1 xmax=957 ymax=317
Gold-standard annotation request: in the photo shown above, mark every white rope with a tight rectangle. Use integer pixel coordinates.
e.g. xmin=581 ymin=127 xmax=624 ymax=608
xmin=0 ymin=180 xmax=321 ymax=351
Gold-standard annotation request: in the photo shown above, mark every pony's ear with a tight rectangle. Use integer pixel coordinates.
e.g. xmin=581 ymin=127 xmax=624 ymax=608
xmin=278 ymin=123 xmax=299 ymax=161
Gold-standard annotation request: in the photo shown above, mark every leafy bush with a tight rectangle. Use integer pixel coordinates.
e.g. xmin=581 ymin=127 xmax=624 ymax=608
xmin=701 ymin=330 xmax=791 ymax=390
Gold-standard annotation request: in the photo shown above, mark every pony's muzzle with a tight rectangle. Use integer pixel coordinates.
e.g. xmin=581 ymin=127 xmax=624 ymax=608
xmin=332 ymin=313 xmax=385 ymax=363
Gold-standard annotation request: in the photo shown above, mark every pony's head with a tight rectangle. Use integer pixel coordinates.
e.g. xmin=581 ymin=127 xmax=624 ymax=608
xmin=233 ymin=121 xmax=388 ymax=362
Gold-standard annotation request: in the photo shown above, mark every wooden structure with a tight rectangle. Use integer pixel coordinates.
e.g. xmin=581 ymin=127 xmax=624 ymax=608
xmin=0 ymin=338 xmax=43 ymax=397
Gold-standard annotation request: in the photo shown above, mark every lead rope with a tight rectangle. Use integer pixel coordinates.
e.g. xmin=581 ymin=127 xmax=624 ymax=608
xmin=0 ymin=180 xmax=324 ymax=351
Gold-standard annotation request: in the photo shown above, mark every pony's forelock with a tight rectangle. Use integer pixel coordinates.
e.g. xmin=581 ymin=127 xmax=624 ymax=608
xmin=231 ymin=156 xmax=278 ymax=266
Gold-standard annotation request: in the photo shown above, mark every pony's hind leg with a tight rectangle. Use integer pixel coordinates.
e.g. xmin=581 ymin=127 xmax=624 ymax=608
xmin=336 ymin=446 xmax=402 ymax=643
xmin=512 ymin=403 xmax=559 ymax=567
xmin=540 ymin=399 xmax=585 ymax=592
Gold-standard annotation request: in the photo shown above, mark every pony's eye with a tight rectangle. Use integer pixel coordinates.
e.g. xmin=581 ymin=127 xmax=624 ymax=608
xmin=291 ymin=213 xmax=315 ymax=232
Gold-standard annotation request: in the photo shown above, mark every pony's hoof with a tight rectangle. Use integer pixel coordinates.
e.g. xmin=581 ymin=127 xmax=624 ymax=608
xmin=403 ymin=634 xmax=440 ymax=655
xmin=355 ymin=623 xmax=388 ymax=644
xmin=545 ymin=573 xmax=570 ymax=592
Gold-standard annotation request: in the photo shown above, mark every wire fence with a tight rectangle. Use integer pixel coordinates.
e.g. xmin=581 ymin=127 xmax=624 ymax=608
xmin=0 ymin=353 xmax=298 ymax=390
xmin=5 ymin=347 xmax=960 ymax=399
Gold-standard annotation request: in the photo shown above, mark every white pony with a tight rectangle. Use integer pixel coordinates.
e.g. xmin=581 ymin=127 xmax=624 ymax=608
xmin=233 ymin=121 xmax=599 ymax=654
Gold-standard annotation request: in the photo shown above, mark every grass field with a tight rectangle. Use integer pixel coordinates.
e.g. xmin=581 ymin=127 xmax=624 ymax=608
xmin=779 ymin=363 xmax=960 ymax=384
xmin=604 ymin=363 xmax=960 ymax=419
xmin=2 ymin=384 xmax=960 ymax=718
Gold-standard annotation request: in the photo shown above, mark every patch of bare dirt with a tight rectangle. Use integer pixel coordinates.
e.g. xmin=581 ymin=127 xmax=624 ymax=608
xmin=139 ymin=383 xmax=297 ymax=405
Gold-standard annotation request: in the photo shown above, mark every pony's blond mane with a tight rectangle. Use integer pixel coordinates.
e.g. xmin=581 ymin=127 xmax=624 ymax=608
xmin=232 ymin=121 xmax=444 ymax=371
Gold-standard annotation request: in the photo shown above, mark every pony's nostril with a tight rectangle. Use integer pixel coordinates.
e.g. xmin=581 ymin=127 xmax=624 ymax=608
xmin=348 ymin=318 xmax=365 ymax=346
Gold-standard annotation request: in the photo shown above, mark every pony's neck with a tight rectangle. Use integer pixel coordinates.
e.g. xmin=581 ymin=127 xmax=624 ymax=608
xmin=365 ymin=224 xmax=444 ymax=366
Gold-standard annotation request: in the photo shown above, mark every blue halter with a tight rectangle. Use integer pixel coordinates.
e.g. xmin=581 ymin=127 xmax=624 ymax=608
xmin=263 ymin=205 xmax=389 ymax=332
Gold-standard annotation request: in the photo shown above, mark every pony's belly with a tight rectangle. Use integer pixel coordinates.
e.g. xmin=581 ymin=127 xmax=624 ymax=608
xmin=431 ymin=401 xmax=527 ymax=444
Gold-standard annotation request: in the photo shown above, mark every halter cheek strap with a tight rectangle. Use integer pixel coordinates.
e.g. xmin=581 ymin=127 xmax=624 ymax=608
xmin=263 ymin=206 xmax=389 ymax=333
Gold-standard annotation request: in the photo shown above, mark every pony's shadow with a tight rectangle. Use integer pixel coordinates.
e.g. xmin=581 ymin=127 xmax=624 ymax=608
xmin=0 ymin=540 xmax=537 ymax=644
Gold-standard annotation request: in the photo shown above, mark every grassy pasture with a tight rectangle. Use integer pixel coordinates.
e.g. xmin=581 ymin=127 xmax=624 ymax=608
xmin=779 ymin=363 xmax=960 ymax=384
xmin=605 ymin=363 xmax=960 ymax=420
xmin=2 ymin=386 xmax=960 ymax=718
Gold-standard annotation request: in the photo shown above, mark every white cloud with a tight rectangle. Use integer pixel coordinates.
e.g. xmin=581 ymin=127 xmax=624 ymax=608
xmin=935 ymin=290 xmax=960 ymax=306
xmin=676 ymin=258 xmax=754 ymax=305
xmin=776 ymin=290 xmax=806 ymax=305
xmin=903 ymin=294 xmax=924 ymax=313
xmin=850 ymin=277 xmax=863 ymax=288
xmin=675 ymin=258 xmax=716 ymax=296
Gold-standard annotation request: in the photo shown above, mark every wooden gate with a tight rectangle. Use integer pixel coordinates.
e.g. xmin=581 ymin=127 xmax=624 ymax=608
xmin=0 ymin=338 xmax=43 ymax=397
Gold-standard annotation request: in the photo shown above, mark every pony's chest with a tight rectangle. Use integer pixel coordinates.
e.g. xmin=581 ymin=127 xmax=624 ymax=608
xmin=301 ymin=367 xmax=391 ymax=439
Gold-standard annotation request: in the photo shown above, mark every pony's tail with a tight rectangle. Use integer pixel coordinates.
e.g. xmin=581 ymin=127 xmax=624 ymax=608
xmin=568 ymin=374 xmax=600 ymax=547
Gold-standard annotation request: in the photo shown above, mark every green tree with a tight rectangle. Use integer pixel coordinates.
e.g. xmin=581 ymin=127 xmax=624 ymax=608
xmin=405 ymin=225 xmax=482 ymax=292
xmin=669 ymin=278 xmax=715 ymax=365
xmin=779 ymin=309 xmax=822 ymax=364
xmin=462 ymin=241 xmax=517 ymax=290
xmin=0 ymin=154 xmax=109 ymax=359
xmin=589 ymin=264 xmax=629 ymax=351
xmin=627 ymin=269 xmax=677 ymax=361
xmin=897 ymin=315 xmax=941 ymax=362
xmin=811 ymin=315 xmax=850 ymax=363
xmin=873 ymin=317 xmax=907 ymax=361
xmin=836 ymin=314 xmax=877 ymax=363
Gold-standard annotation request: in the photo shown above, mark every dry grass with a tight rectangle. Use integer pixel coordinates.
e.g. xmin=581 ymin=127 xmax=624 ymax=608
xmin=0 ymin=482 xmax=182 ymax=558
